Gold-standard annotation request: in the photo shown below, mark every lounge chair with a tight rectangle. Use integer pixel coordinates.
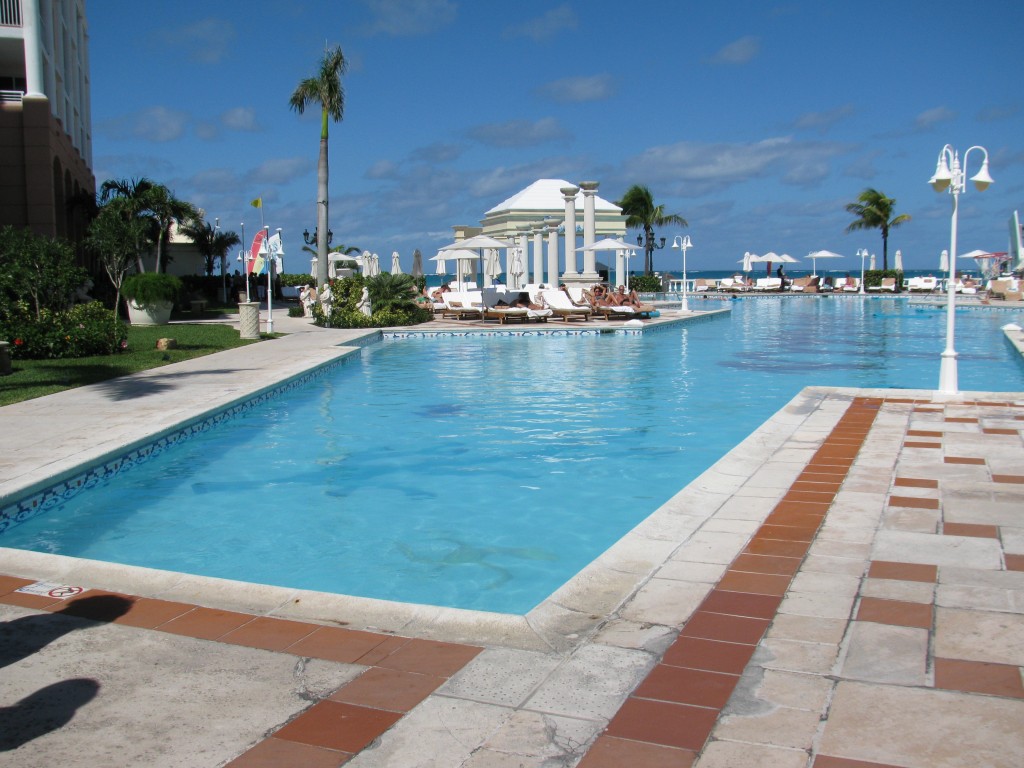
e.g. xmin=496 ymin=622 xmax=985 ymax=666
xmin=906 ymin=276 xmax=939 ymax=292
xmin=441 ymin=291 xmax=483 ymax=320
xmin=538 ymin=289 xmax=592 ymax=322
xmin=481 ymin=288 xmax=551 ymax=324
xmin=693 ymin=278 xmax=714 ymax=292
xmin=867 ymin=277 xmax=897 ymax=293
xmin=753 ymin=277 xmax=783 ymax=291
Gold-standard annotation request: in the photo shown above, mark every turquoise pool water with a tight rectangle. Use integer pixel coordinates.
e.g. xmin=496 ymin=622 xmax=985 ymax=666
xmin=4 ymin=298 xmax=1023 ymax=613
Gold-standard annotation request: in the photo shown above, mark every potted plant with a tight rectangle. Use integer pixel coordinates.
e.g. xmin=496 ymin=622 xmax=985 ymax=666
xmin=122 ymin=272 xmax=183 ymax=325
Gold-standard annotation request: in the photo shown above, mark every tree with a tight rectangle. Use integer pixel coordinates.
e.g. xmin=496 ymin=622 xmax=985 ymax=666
xmin=0 ymin=226 xmax=87 ymax=319
xmin=289 ymin=45 xmax=348 ymax=291
xmin=365 ymin=272 xmax=420 ymax=314
xmin=179 ymin=219 xmax=241 ymax=277
xmin=845 ymin=188 xmax=911 ymax=271
xmin=99 ymin=177 xmax=198 ymax=273
xmin=85 ymin=199 xmax=148 ymax=330
xmin=615 ymin=185 xmax=687 ymax=274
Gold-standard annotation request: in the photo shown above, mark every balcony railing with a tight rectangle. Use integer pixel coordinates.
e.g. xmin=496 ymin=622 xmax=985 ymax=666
xmin=0 ymin=0 xmax=22 ymax=27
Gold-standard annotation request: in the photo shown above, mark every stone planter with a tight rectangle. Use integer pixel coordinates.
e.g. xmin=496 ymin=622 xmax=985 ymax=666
xmin=127 ymin=300 xmax=173 ymax=325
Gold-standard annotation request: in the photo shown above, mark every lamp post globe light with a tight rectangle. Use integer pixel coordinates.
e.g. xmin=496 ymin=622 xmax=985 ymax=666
xmin=856 ymin=248 xmax=868 ymax=294
xmin=929 ymin=144 xmax=993 ymax=395
xmin=637 ymin=231 xmax=666 ymax=277
xmin=671 ymin=235 xmax=693 ymax=312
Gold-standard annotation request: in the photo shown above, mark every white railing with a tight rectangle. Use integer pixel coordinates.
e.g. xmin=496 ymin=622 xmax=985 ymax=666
xmin=0 ymin=90 xmax=24 ymax=103
xmin=0 ymin=0 xmax=22 ymax=27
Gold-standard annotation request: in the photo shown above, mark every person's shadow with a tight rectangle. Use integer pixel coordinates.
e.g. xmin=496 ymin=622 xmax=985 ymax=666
xmin=0 ymin=595 xmax=132 ymax=751
xmin=0 ymin=594 xmax=133 ymax=670
xmin=0 ymin=679 xmax=101 ymax=751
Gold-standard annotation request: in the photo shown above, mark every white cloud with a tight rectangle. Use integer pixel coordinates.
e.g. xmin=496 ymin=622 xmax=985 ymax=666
xmin=914 ymin=106 xmax=956 ymax=130
xmin=467 ymin=117 xmax=571 ymax=148
xmin=161 ymin=18 xmax=236 ymax=64
xmin=624 ymin=136 xmax=850 ymax=194
xmin=248 ymin=157 xmax=312 ymax=185
xmin=708 ymin=36 xmax=760 ymax=65
xmin=503 ymin=4 xmax=578 ymax=41
xmin=794 ymin=104 xmax=855 ymax=133
xmin=221 ymin=107 xmax=261 ymax=132
xmin=122 ymin=106 xmax=189 ymax=143
xmin=359 ymin=0 xmax=456 ymax=36
xmin=538 ymin=74 xmax=616 ymax=103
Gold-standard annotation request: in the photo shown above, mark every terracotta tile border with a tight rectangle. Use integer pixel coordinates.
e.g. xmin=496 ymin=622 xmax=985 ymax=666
xmin=582 ymin=397 xmax=884 ymax=765
xmin=0 ymin=581 xmax=482 ymax=766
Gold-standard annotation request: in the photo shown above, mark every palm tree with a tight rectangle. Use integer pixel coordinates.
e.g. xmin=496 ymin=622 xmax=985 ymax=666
xmin=365 ymin=272 xmax=420 ymax=314
xmin=845 ymin=188 xmax=911 ymax=271
xmin=289 ymin=45 xmax=348 ymax=291
xmin=179 ymin=218 xmax=241 ymax=276
xmin=615 ymin=185 xmax=688 ymax=274
xmin=99 ymin=177 xmax=197 ymax=273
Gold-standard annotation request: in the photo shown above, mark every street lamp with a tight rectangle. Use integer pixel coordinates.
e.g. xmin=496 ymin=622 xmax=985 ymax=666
xmin=637 ymin=231 xmax=666 ymax=275
xmin=929 ymin=143 xmax=993 ymax=395
xmin=672 ymin=235 xmax=693 ymax=312
xmin=856 ymin=248 xmax=868 ymax=294
xmin=215 ymin=217 xmax=227 ymax=304
xmin=303 ymin=227 xmax=333 ymax=247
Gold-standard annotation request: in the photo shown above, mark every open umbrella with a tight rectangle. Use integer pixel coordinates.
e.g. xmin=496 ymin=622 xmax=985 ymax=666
xmin=440 ymin=235 xmax=514 ymax=289
xmin=412 ymin=249 xmax=423 ymax=278
xmin=806 ymin=249 xmax=843 ymax=277
xmin=575 ymin=237 xmax=637 ymax=253
xmin=432 ymin=248 xmax=481 ymax=290
xmin=391 ymin=251 xmax=402 ymax=274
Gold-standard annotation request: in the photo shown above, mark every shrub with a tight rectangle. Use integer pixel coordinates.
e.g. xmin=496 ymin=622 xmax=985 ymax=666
xmin=280 ymin=273 xmax=315 ymax=287
xmin=629 ymin=274 xmax=662 ymax=292
xmin=287 ymin=305 xmax=305 ymax=317
xmin=122 ymin=272 xmax=183 ymax=308
xmin=310 ymin=275 xmax=431 ymax=328
xmin=2 ymin=300 xmax=126 ymax=359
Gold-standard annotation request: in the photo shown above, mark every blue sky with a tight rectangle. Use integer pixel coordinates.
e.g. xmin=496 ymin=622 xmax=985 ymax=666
xmin=87 ymin=1 xmax=1023 ymax=274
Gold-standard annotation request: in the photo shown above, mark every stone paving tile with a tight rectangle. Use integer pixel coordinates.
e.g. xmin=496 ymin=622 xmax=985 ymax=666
xmin=840 ymin=622 xmax=929 ymax=685
xmin=819 ymin=680 xmax=1024 ymax=768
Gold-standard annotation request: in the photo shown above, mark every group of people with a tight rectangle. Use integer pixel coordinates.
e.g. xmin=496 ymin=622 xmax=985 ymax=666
xmin=584 ymin=284 xmax=648 ymax=309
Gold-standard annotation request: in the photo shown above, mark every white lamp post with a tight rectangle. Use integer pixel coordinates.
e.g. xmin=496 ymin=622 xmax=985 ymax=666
xmin=929 ymin=143 xmax=993 ymax=394
xmin=672 ymin=235 xmax=693 ymax=312
xmin=856 ymin=248 xmax=868 ymax=294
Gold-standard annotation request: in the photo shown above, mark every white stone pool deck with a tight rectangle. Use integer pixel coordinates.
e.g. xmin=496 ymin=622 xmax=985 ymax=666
xmin=1 ymin=309 xmax=1023 ymax=767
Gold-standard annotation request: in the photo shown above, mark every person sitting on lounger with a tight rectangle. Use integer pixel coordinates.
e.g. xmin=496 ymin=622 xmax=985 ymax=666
xmin=590 ymin=285 xmax=615 ymax=306
xmin=611 ymin=285 xmax=643 ymax=308
xmin=431 ymin=283 xmax=451 ymax=301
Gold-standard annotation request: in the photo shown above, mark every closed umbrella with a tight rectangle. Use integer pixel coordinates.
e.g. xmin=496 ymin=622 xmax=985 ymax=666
xmin=369 ymin=253 xmax=380 ymax=276
xmin=869 ymin=253 xmax=876 ymax=271
xmin=940 ymin=250 xmax=949 ymax=273
xmin=391 ymin=251 xmax=402 ymax=274
xmin=412 ymin=249 xmax=423 ymax=278
xmin=894 ymin=249 xmax=903 ymax=272
xmin=741 ymin=251 xmax=753 ymax=273
xmin=433 ymin=251 xmax=448 ymax=277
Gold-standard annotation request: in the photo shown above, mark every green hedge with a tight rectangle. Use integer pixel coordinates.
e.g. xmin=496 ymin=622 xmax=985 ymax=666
xmin=3 ymin=301 xmax=128 ymax=359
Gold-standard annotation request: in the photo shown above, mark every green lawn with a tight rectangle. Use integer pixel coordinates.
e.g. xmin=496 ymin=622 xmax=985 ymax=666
xmin=0 ymin=323 xmax=265 ymax=406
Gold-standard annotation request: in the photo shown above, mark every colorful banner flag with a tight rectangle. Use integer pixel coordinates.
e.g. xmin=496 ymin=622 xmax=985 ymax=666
xmin=247 ymin=230 xmax=267 ymax=275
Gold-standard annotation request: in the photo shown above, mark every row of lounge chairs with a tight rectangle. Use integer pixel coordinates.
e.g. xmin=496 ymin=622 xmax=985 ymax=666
xmin=435 ymin=285 xmax=656 ymax=324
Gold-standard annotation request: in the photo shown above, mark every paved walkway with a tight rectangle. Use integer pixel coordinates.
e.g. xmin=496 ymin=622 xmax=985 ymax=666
xmin=1 ymin=308 xmax=1022 ymax=767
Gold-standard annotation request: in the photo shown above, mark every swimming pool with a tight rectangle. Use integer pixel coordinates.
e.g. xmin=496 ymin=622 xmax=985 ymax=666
xmin=3 ymin=297 xmax=1023 ymax=613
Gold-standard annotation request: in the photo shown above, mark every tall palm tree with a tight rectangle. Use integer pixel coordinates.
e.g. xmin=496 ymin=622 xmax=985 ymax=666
xmin=615 ymin=185 xmax=688 ymax=274
xmin=845 ymin=188 xmax=911 ymax=271
xmin=289 ymin=45 xmax=348 ymax=290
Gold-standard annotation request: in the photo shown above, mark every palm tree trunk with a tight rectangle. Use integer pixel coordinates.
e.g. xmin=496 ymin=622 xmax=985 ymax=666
xmin=316 ymin=109 xmax=330 ymax=290
xmin=882 ymin=230 xmax=889 ymax=272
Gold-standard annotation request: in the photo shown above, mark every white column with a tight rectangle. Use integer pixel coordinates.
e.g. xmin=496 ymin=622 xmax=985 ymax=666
xmin=517 ymin=226 xmax=531 ymax=287
xmin=561 ymin=185 xmax=580 ymax=277
xmin=22 ymin=0 xmax=46 ymax=97
xmin=580 ymin=181 xmax=599 ymax=279
xmin=531 ymin=223 xmax=545 ymax=286
xmin=545 ymin=217 xmax=560 ymax=287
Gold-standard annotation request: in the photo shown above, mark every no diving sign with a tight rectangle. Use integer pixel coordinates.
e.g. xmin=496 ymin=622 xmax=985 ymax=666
xmin=16 ymin=581 xmax=86 ymax=599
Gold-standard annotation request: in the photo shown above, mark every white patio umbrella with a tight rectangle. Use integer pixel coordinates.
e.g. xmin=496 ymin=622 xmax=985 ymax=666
xmin=869 ymin=253 xmax=876 ymax=271
xmin=509 ymin=248 xmax=525 ymax=288
xmin=440 ymin=235 xmax=515 ymax=289
xmin=940 ymin=250 xmax=949 ymax=272
xmin=741 ymin=251 xmax=754 ymax=273
xmin=761 ymin=251 xmax=780 ymax=275
xmin=432 ymin=248 xmax=481 ymax=290
xmin=894 ymin=250 xmax=903 ymax=272
xmin=577 ymin=239 xmax=638 ymax=288
xmin=369 ymin=253 xmax=380 ymax=276
xmin=391 ymin=251 xmax=402 ymax=274
xmin=806 ymin=249 xmax=843 ymax=277
xmin=412 ymin=249 xmax=423 ymax=278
